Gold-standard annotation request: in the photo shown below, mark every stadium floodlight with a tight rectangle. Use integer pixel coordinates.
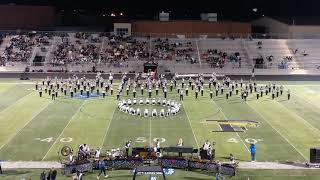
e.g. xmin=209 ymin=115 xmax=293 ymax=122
xmin=120 ymin=12 xmax=123 ymax=16
xmin=110 ymin=13 xmax=116 ymax=17
xmin=252 ymin=8 xmax=258 ymax=12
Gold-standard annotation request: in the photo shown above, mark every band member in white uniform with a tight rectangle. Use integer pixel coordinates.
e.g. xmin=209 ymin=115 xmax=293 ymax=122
xmin=177 ymin=138 xmax=184 ymax=157
xmin=137 ymin=108 xmax=141 ymax=116
xmin=144 ymin=109 xmax=149 ymax=117
xmin=95 ymin=147 xmax=101 ymax=160
xmin=152 ymin=109 xmax=157 ymax=117
xmin=160 ymin=109 xmax=165 ymax=117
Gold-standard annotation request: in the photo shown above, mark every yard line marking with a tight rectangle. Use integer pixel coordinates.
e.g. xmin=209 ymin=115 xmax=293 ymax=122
xmin=274 ymin=98 xmax=320 ymax=134
xmin=42 ymin=100 xmax=87 ymax=161
xmin=289 ymin=88 xmax=320 ymax=109
xmin=149 ymin=109 xmax=152 ymax=147
xmin=0 ymin=100 xmax=52 ymax=151
xmin=200 ymin=119 xmax=223 ymax=131
xmin=210 ymin=100 xmax=250 ymax=153
xmin=0 ymin=90 xmax=34 ymax=116
xmin=182 ymin=102 xmax=200 ymax=149
xmin=246 ymin=102 xmax=308 ymax=161
xmin=100 ymin=102 xmax=117 ymax=148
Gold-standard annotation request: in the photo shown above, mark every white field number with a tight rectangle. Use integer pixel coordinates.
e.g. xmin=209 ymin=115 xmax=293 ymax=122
xmin=227 ymin=138 xmax=262 ymax=144
xmin=35 ymin=137 xmax=73 ymax=143
xmin=135 ymin=137 xmax=166 ymax=143
xmin=60 ymin=137 xmax=73 ymax=143
xmin=40 ymin=137 xmax=54 ymax=143
xmin=227 ymin=138 xmax=239 ymax=143
xmin=153 ymin=138 xmax=166 ymax=143
xmin=245 ymin=138 xmax=263 ymax=144
xmin=135 ymin=137 xmax=146 ymax=143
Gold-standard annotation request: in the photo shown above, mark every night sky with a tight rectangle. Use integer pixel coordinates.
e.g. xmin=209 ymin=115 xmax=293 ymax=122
xmin=0 ymin=0 xmax=317 ymax=21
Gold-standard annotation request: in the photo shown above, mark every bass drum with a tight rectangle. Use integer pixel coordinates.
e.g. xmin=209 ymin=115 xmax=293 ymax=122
xmin=61 ymin=146 xmax=73 ymax=156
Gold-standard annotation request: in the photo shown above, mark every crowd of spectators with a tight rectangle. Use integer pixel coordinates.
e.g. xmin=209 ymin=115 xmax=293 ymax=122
xmin=202 ymin=49 xmax=242 ymax=68
xmin=0 ymin=32 xmax=54 ymax=66
xmin=99 ymin=36 xmax=149 ymax=66
xmin=202 ymin=49 xmax=227 ymax=68
xmin=151 ymin=38 xmax=196 ymax=63
xmin=5 ymin=32 xmax=307 ymax=70
xmin=0 ymin=33 xmax=200 ymax=68
xmin=51 ymin=33 xmax=101 ymax=66
xmin=0 ymin=35 xmax=4 ymax=66
xmin=3 ymin=34 xmax=35 ymax=63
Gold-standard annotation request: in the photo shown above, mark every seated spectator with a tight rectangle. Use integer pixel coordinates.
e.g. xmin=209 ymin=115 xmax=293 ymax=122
xmin=267 ymin=55 xmax=274 ymax=62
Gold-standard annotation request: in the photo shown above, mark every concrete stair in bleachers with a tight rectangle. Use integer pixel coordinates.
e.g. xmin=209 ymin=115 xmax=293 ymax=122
xmin=287 ymin=39 xmax=320 ymax=69
xmin=246 ymin=39 xmax=298 ymax=69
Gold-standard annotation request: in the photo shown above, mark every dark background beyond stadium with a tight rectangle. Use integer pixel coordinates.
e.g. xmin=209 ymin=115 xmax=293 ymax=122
xmin=0 ymin=0 xmax=319 ymax=28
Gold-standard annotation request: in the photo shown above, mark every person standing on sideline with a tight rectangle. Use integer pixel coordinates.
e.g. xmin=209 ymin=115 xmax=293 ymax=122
xmin=46 ymin=167 xmax=57 ymax=180
xmin=250 ymin=143 xmax=256 ymax=162
xmin=287 ymin=89 xmax=291 ymax=100
xmin=40 ymin=170 xmax=46 ymax=180
xmin=51 ymin=167 xmax=57 ymax=180
xmin=97 ymin=159 xmax=108 ymax=179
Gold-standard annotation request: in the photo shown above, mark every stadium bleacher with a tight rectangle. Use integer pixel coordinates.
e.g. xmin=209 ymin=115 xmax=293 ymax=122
xmin=0 ymin=32 xmax=320 ymax=73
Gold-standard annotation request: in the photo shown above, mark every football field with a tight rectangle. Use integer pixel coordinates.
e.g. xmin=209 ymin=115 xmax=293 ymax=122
xmin=0 ymin=80 xmax=320 ymax=163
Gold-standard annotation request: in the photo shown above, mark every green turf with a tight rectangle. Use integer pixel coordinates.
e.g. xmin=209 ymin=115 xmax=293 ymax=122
xmin=0 ymin=97 xmax=83 ymax=160
xmin=0 ymin=80 xmax=319 ymax=164
xmin=43 ymin=98 xmax=118 ymax=160
xmin=1 ymin=80 xmax=320 ymax=179
xmin=0 ymin=84 xmax=34 ymax=111
xmin=0 ymin=92 xmax=52 ymax=150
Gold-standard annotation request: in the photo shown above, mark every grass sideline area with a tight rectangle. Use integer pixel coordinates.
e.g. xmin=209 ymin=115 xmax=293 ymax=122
xmin=0 ymin=80 xmax=320 ymax=179
xmin=1 ymin=169 xmax=320 ymax=180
